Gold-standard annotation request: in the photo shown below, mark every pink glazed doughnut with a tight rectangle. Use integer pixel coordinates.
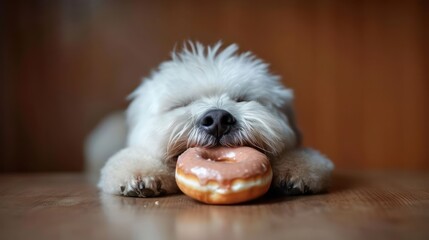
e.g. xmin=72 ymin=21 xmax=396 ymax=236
xmin=175 ymin=147 xmax=272 ymax=204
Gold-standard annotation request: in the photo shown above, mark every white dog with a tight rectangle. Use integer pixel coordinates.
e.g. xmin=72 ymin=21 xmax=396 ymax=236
xmin=94 ymin=42 xmax=334 ymax=198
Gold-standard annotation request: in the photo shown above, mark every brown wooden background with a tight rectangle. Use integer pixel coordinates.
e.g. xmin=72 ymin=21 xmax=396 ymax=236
xmin=1 ymin=0 xmax=428 ymax=172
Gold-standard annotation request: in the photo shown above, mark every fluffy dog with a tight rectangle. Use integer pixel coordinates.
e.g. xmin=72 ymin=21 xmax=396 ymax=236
xmin=96 ymin=42 xmax=334 ymax=198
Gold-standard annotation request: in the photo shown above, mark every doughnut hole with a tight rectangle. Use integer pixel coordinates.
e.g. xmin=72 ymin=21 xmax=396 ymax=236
xmin=197 ymin=149 xmax=236 ymax=163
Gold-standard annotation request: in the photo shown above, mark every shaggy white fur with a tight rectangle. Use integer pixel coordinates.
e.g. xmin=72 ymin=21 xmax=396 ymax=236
xmin=95 ymin=42 xmax=334 ymax=197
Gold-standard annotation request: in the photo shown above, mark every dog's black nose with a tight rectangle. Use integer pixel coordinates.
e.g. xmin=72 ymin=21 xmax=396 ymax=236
xmin=199 ymin=109 xmax=236 ymax=138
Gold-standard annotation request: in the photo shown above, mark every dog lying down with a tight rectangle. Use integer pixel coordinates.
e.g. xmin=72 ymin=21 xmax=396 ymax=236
xmin=89 ymin=42 xmax=334 ymax=198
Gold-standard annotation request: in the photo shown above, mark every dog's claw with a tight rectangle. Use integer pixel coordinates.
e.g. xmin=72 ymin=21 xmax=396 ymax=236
xmin=138 ymin=181 xmax=145 ymax=190
xmin=126 ymin=190 xmax=138 ymax=197
xmin=155 ymin=179 xmax=162 ymax=190
xmin=276 ymin=179 xmax=311 ymax=196
xmin=287 ymin=187 xmax=303 ymax=195
xmin=141 ymin=188 xmax=155 ymax=197
xmin=286 ymin=182 xmax=294 ymax=190
xmin=121 ymin=176 xmax=166 ymax=198
xmin=303 ymin=185 xmax=312 ymax=194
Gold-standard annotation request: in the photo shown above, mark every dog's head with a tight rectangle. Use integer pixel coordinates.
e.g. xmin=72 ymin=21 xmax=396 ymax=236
xmin=127 ymin=42 xmax=299 ymax=162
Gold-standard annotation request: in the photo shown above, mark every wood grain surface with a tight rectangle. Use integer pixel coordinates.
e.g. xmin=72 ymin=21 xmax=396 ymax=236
xmin=0 ymin=172 xmax=428 ymax=240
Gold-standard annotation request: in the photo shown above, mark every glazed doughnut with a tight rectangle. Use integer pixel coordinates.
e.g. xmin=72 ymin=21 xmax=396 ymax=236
xmin=175 ymin=147 xmax=272 ymax=204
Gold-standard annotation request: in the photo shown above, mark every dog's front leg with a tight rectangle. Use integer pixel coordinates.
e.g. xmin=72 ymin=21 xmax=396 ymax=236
xmin=98 ymin=147 xmax=179 ymax=197
xmin=271 ymin=148 xmax=334 ymax=195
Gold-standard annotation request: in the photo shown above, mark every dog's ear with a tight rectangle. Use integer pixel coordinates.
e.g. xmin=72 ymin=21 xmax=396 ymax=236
xmin=276 ymin=88 xmax=302 ymax=147
xmin=283 ymin=103 xmax=302 ymax=147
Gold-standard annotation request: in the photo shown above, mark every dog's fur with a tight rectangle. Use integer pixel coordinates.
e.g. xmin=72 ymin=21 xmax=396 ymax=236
xmin=95 ymin=42 xmax=334 ymax=197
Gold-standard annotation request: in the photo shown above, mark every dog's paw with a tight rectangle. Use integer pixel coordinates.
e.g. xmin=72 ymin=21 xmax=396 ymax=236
xmin=98 ymin=147 xmax=179 ymax=197
xmin=120 ymin=176 xmax=168 ymax=197
xmin=273 ymin=176 xmax=313 ymax=196
xmin=271 ymin=148 xmax=334 ymax=196
xmin=99 ymin=170 xmax=178 ymax=198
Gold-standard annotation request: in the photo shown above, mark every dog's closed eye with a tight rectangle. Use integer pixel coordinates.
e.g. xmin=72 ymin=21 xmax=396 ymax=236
xmin=233 ymin=95 xmax=249 ymax=103
xmin=168 ymin=99 xmax=193 ymax=111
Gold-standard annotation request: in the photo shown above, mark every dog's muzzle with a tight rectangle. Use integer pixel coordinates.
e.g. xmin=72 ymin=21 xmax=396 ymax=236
xmin=198 ymin=109 xmax=236 ymax=139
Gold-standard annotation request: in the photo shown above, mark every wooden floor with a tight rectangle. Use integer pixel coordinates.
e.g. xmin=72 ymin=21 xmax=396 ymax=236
xmin=0 ymin=171 xmax=428 ymax=240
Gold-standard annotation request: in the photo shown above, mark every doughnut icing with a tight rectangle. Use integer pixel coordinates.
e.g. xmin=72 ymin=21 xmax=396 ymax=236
xmin=175 ymin=147 xmax=272 ymax=204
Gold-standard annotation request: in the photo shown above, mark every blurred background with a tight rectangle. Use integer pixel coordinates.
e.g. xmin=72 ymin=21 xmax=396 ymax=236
xmin=1 ymin=0 xmax=428 ymax=172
